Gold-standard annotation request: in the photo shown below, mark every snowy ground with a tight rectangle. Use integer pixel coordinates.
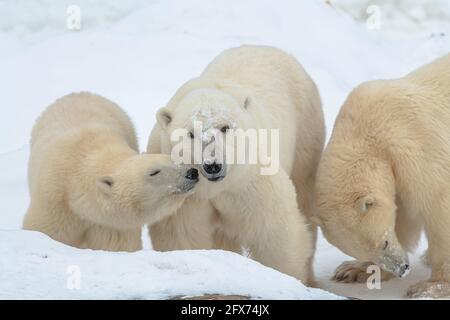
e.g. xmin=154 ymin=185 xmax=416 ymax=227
xmin=0 ymin=0 xmax=448 ymax=299
xmin=0 ymin=230 xmax=341 ymax=299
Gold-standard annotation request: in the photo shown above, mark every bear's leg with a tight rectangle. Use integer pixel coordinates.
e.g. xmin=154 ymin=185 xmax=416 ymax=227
xmin=213 ymin=170 xmax=313 ymax=284
xmin=149 ymin=198 xmax=216 ymax=250
xmin=332 ymin=260 xmax=394 ymax=283
xmin=212 ymin=230 xmax=242 ymax=254
xmin=306 ymin=224 xmax=318 ymax=287
xmin=291 ymin=177 xmax=317 ymax=285
xmin=395 ymin=199 xmax=423 ymax=252
xmin=407 ymin=200 xmax=450 ymax=299
xmin=81 ymin=225 xmax=142 ymax=252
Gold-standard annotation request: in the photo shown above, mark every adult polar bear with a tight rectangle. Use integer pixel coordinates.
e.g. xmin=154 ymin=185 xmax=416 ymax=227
xmin=148 ymin=46 xmax=325 ymax=283
xmin=314 ymin=54 xmax=450 ymax=298
xmin=24 ymin=92 xmax=199 ymax=251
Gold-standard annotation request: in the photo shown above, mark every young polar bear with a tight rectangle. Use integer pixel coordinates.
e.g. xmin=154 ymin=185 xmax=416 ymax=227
xmin=147 ymin=45 xmax=325 ymax=284
xmin=313 ymin=54 xmax=450 ymax=298
xmin=23 ymin=92 xmax=199 ymax=252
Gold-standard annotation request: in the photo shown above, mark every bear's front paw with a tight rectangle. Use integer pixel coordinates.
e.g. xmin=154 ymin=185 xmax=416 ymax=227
xmin=332 ymin=260 xmax=394 ymax=283
xmin=407 ymin=281 xmax=450 ymax=299
xmin=332 ymin=261 xmax=373 ymax=283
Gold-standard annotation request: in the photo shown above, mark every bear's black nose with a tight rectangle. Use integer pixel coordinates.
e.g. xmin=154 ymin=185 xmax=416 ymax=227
xmin=203 ymin=162 xmax=222 ymax=175
xmin=185 ymin=168 xmax=199 ymax=180
xmin=399 ymin=263 xmax=410 ymax=277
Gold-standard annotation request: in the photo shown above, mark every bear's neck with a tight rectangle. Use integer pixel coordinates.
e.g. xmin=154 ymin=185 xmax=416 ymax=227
xmin=75 ymin=128 xmax=137 ymax=177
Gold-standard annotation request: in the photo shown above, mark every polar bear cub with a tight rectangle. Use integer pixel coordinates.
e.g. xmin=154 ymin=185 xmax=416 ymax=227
xmin=148 ymin=45 xmax=325 ymax=284
xmin=23 ymin=92 xmax=199 ymax=251
xmin=314 ymin=54 xmax=450 ymax=298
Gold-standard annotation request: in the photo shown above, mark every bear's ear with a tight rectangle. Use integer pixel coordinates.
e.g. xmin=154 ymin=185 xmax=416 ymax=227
xmin=357 ymin=195 xmax=375 ymax=213
xmin=97 ymin=176 xmax=114 ymax=195
xmin=156 ymin=108 xmax=172 ymax=130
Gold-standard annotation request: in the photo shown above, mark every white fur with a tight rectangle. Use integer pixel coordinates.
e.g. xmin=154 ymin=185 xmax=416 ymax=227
xmin=314 ymin=54 xmax=450 ymax=298
xmin=24 ymin=92 xmax=195 ymax=251
xmin=147 ymin=45 xmax=325 ymax=284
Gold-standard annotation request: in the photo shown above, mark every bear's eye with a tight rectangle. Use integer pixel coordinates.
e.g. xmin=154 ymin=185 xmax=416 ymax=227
xmin=149 ymin=170 xmax=161 ymax=177
xmin=220 ymin=125 xmax=230 ymax=133
xmin=188 ymin=132 xmax=194 ymax=139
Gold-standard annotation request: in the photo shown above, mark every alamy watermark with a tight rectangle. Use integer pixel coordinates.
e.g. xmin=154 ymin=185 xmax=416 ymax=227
xmin=366 ymin=264 xmax=381 ymax=290
xmin=366 ymin=5 xmax=381 ymax=30
xmin=66 ymin=5 xmax=81 ymax=31
xmin=169 ymin=121 xmax=280 ymax=176
xmin=66 ymin=265 xmax=81 ymax=290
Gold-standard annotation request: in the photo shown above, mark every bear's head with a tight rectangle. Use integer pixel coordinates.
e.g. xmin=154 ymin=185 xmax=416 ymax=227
xmin=74 ymin=154 xmax=198 ymax=229
xmin=313 ymin=144 xmax=410 ymax=278
xmin=156 ymin=85 xmax=257 ymax=198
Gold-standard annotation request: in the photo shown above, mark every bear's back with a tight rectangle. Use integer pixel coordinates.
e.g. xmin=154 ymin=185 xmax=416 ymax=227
xmin=335 ymin=53 xmax=450 ymax=143
xmin=30 ymin=92 xmax=138 ymax=151
xmin=27 ymin=92 xmax=139 ymax=195
xmin=331 ymin=54 xmax=450 ymax=179
xmin=202 ymin=45 xmax=310 ymax=91
xmin=406 ymin=53 xmax=450 ymax=93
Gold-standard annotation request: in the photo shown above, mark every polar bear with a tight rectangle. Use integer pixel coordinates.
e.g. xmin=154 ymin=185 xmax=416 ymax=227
xmin=313 ymin=54 xmax=450 ymax=298
xmin=147 ymin=45 xmax=325 ymax=284
xmin=23 ymin=92 xmax=199 ymax=252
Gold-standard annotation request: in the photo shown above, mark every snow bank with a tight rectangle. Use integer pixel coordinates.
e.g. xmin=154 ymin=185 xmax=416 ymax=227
xmin=0 ymin=230 xmax=342 ymax=299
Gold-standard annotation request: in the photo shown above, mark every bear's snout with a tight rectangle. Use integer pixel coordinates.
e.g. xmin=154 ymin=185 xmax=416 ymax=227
xmin=203 ymin=162 xmax=222 ymax=175
xmin=185 ymin=168 xmax=199 ymax=181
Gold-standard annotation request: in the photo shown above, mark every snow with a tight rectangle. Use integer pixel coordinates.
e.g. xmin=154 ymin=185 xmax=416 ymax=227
xmin=0 ymin=230 xmax=341 ymax=300
xmin=0 ymin=0 xmax=448 ymax=299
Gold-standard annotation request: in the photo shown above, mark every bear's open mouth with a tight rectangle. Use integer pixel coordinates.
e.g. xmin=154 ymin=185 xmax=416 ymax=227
xmin=171 ymin=179 xmax=198 ymax=194
xmin=207 ymin=175 xmax=224 ymax=182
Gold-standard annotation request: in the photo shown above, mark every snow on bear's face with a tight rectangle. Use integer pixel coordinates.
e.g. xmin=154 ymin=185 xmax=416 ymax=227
xmin=314 ymin=153 xmax=411 ymax=278
xmin=78 ymin=154 xmax=198 ymax=229
xmin=157 ymin=88 xmax=255 ymax=198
